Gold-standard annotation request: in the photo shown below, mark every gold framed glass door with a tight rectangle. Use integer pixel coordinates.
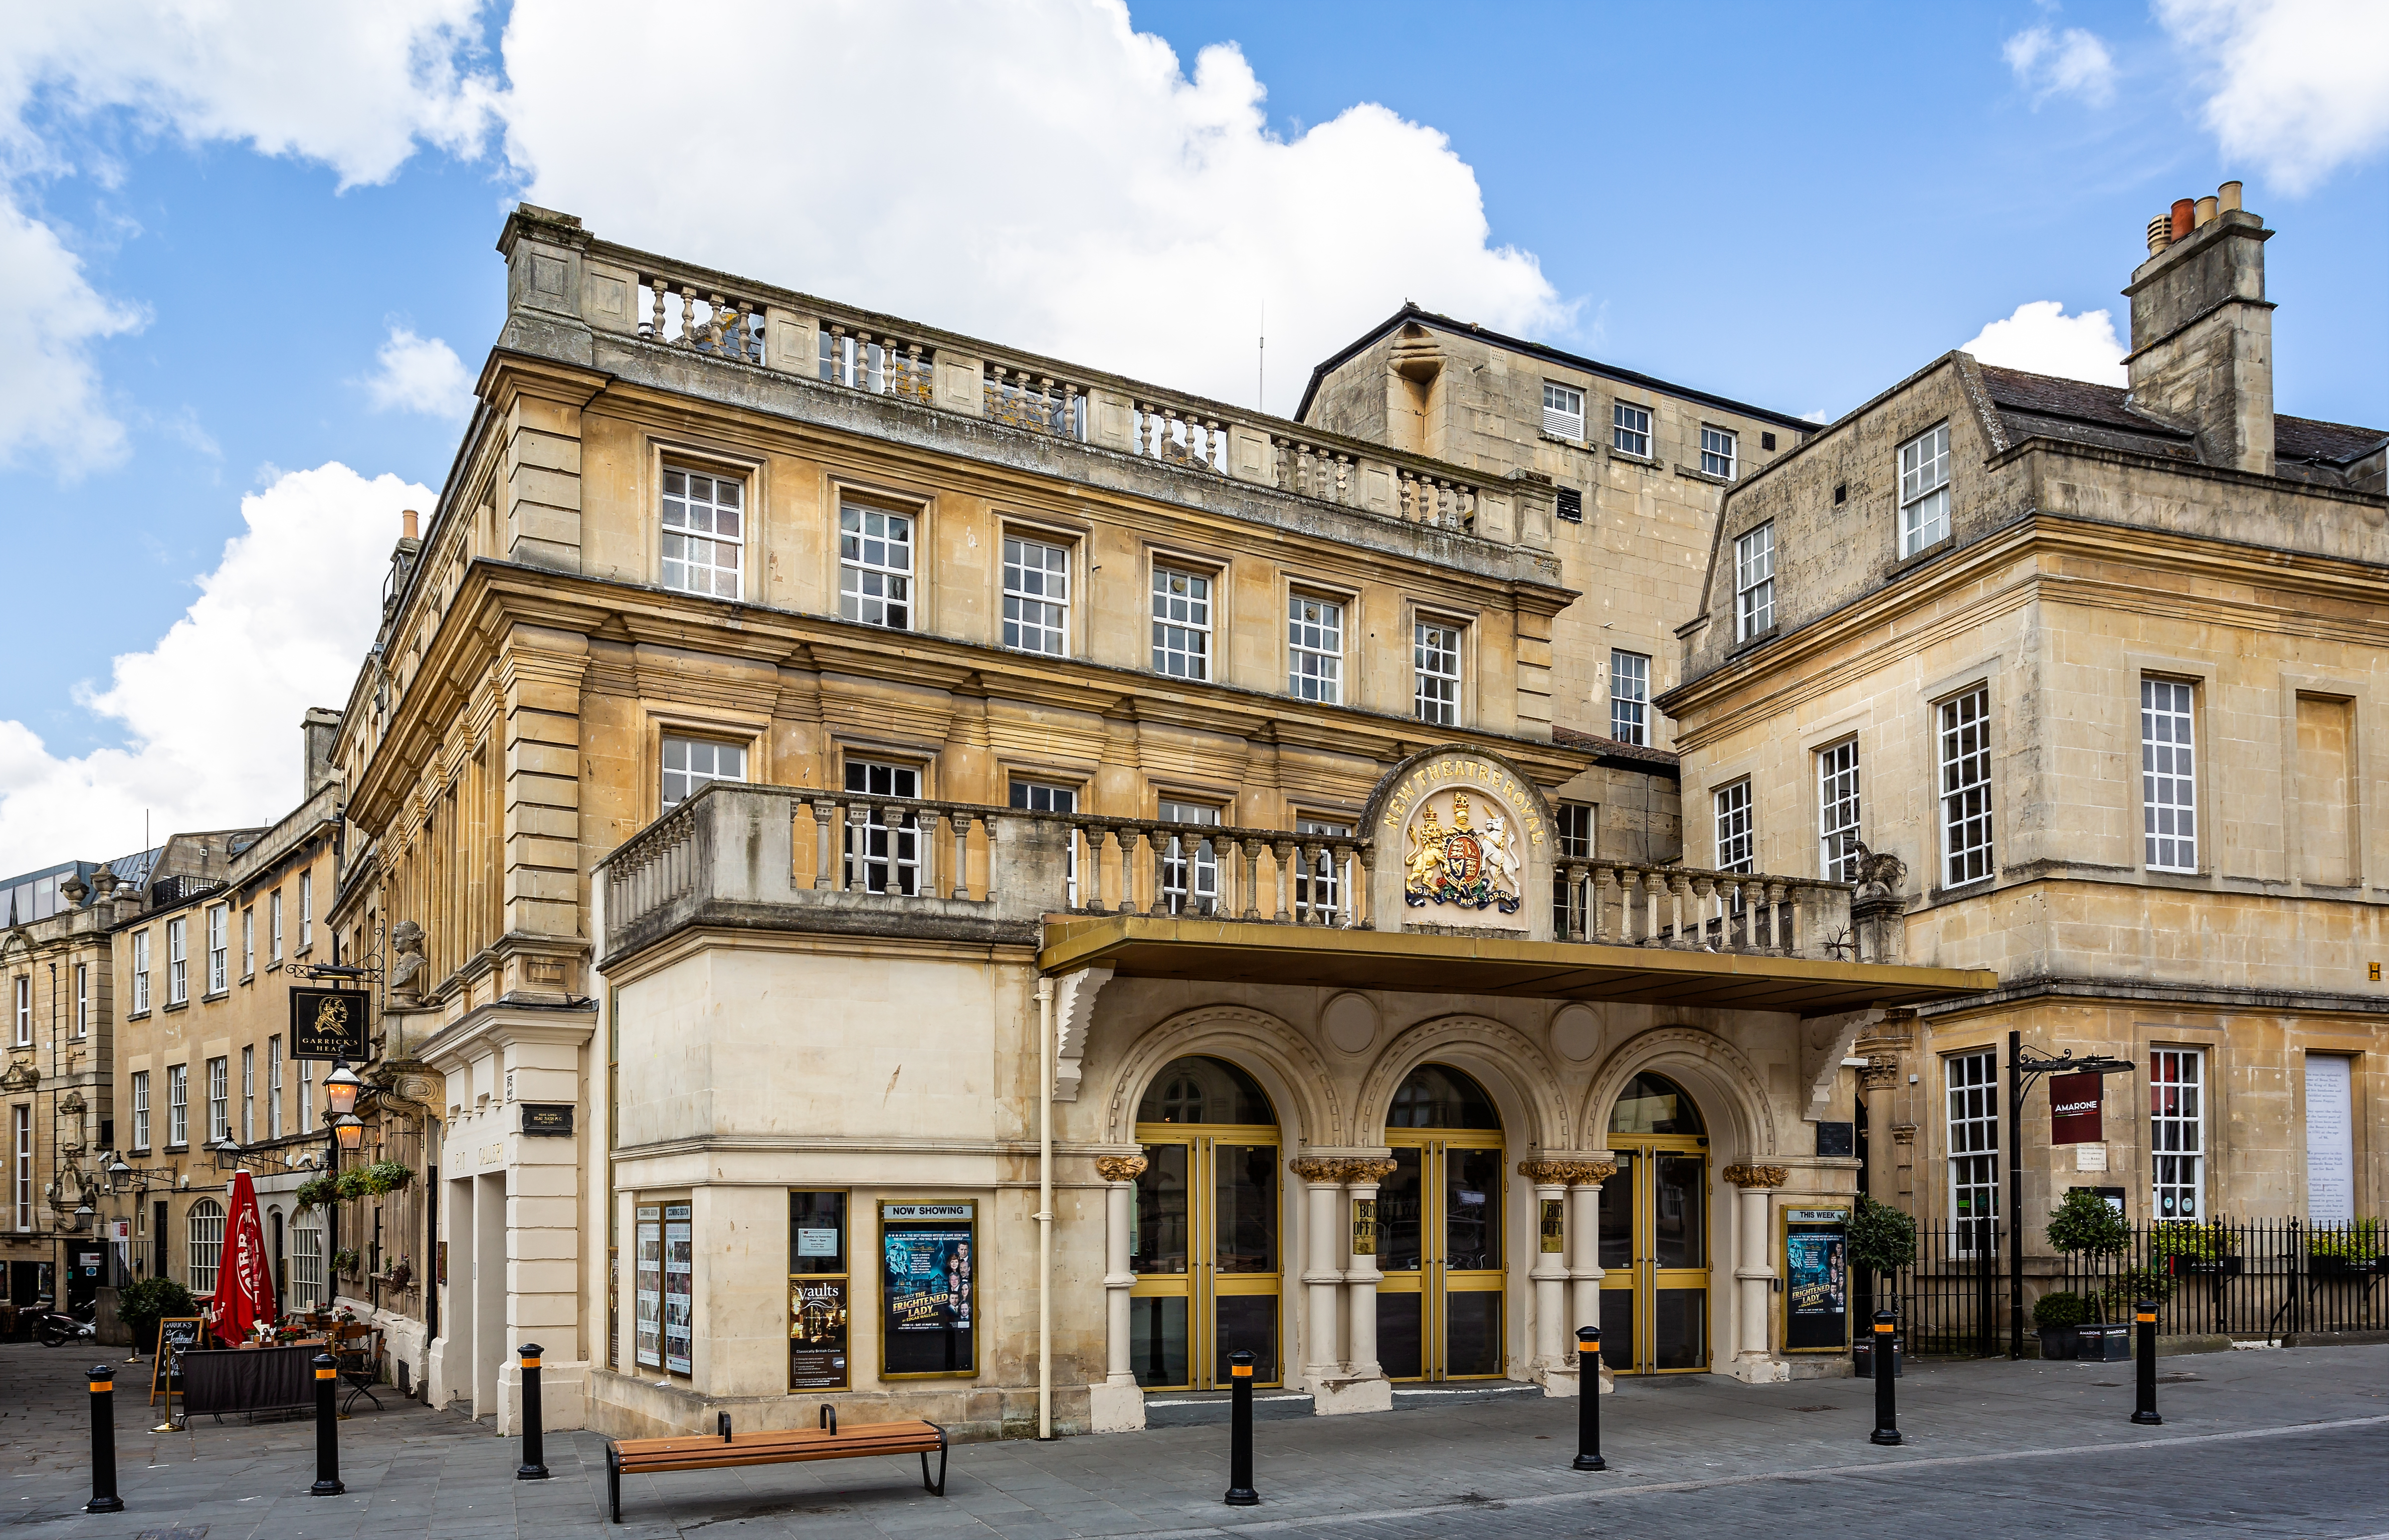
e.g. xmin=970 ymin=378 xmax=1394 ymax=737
xmin=1599 ymin=1073 xmax=1711 ymax=1375
xmin=1378 ymin=1064 xmax=1507 ymax=1381
xmin=1129 ymin=1057 xmax=1282 ymax=1391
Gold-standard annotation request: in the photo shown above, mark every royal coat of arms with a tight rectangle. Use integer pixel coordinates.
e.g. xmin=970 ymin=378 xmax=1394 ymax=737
xmin=1403 ymin=791 xmax=1523 ymax=913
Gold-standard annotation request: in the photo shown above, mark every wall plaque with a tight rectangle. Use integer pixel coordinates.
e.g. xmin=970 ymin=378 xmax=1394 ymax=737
xmin=288 ymin=988 xmax=371 ymax=1062
xmin=1539 ymin=1198 xmax=1566 ymax=1253
xmin=1350 ymin=1198 xmax=1378 ymax=1257
xmin=521 ymin=1104 xmax=575 ymax=1137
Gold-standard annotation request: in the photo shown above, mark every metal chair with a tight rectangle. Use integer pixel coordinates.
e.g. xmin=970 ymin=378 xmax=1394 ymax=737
xmin=334 ymin=1322 xmax=383 ymax=1414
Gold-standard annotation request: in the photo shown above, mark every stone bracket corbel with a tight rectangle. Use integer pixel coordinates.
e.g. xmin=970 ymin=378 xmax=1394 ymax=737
xmin=1051 ymin=963 xmax=1114 ymax=1103
xmin=1797 ymin=1007 xmax=1884 ymax=1124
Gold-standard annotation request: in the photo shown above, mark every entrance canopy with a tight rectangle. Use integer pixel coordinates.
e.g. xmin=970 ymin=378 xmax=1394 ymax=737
xmin=1039 ymin=915 xmax=1992 ymax=1014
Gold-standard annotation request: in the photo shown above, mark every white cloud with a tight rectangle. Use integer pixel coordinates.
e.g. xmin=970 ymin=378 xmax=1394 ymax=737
xmin=2156 ymin=0 xmax=2389 ymax=194
xmin=0 ymin=190 xmax=144 ymax=474
xmin=0 ymin=1 xmax=500 ymax=475
xmin=1960 ymin=301 xmax=2127 ymax=386
xmin=2002 ymin=24 xmax=2118 ymax=107
xmin=362 ymin=325 xmax=473 ymax=417
xmin=492 ymin=0 xmax=1567 ymax=411
xmin=0 ymin=464 xmax=427 ymax=874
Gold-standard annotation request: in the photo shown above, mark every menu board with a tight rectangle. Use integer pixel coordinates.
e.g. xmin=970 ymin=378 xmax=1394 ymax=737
xmin=789 ymin=1191 xmax=849 ymax=1391
xmin=634 ymin=1204 xmax=662 ymax=1370
xmin=663 ymin=1204 xmax=694 ymax=1376
xmin=1783 ymin=1225 xmax=1849 ymax=1352
xmin=881 ymin=1202 xmax=975 ymax=1378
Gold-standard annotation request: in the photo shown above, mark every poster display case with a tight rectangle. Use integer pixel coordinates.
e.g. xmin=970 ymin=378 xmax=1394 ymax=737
xmin=1780 ymin=1205 xmax=1851 ymax=1353
xmin=789 ymin=1190 xmax=850 ymax=1391
xmin=880 ymin=1201 xmax=976 ymax=1379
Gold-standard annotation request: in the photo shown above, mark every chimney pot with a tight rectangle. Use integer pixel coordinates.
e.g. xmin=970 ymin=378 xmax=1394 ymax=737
xmin=2195 ymin=195 xmax=2219 ymax=227
xmin=402 ymin=508 xmax=419 ymax=540
xmin=2217 ymin=180 xmax=2243 ymax=213
xmin=2146 ymin=215 xmax=2173 ymax=255
xmin=2171 ymin=198 xmax=2196 ymax=241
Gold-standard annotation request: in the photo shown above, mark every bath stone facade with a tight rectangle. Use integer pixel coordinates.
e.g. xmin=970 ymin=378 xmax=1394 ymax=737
xmin=1300 ymin=307 xmax=1818 ymax=768
xmin=1658 ymin=187 xmax=2389 ymax=1293
xmin=331 ymin=203 xmax=1989 ymax=1440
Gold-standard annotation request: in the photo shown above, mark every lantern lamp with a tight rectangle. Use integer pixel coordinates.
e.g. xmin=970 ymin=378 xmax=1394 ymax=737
xmin=324 ymin=1059 xmax=364 ymax=1119
xmin=332 ymin=1114 xmax=365 ymax=1153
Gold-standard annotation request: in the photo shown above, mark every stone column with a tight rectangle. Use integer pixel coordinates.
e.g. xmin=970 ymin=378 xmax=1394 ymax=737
xmin=1722 ymin=1163 xmax=1790 ymax=1382
xmin=1568 ymin=1161 xmax=1616 ymax=1384
xmin=1860 ymin=1057 xmax=1900 ymax=1200
xmin=1289 ymin=1157 xmax=1346 ymax=1394
xmin=1517 ymin=1161 xmax=1573 ymax=1387
xmin=1089 ymin=1154 xmax=1147 ymax=1433
xmin=1337 ymin=1156 xmax=1396 ymax=1414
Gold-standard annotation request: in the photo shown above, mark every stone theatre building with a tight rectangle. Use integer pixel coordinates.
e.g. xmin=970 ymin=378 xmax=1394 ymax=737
xmin=316 ymin=187 xmax=2381 ymax=1443
xmin=326 ymin=204 xmax=1990 ymax=1439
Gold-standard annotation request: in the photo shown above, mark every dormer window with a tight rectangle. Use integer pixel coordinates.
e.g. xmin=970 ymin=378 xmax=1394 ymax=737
xmin=1899 ymin=423 xmax=1952 ymax=556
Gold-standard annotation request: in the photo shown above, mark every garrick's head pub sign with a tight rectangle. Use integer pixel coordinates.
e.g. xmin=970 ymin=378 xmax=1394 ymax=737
xmin=1364 ymin=747 xmax=1557 ymax=941
xmin=289 ymin=987 xmax=372 ymax=1062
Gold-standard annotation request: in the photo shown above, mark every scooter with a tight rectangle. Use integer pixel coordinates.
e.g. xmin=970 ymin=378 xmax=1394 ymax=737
xmin=35 ymin=1300 xmax=97 ymax=1348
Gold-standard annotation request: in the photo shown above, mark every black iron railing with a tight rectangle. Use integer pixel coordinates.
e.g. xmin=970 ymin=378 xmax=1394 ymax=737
xmin=2055 ymin=1218 xmax=2387 ymax=1341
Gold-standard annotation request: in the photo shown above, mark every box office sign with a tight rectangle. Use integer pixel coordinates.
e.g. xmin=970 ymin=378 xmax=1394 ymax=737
xmin=1350 ymin=1198 xmax=1378 ymax=1257
xmin=1539 ymin=1198 xmax=1565 ymax=1253
xmin=881 ymin=1202 xmax=975 ymax=1379
xmin=288 ymin=988 xmax=371 ymax=1062
xmin=2050 ymin=1072 xmax=2104 ymax=1146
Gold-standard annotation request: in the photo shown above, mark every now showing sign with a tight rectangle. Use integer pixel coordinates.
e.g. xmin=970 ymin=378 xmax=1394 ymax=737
xmin=2050 ymin=1072 xmax=2104 ymax=1145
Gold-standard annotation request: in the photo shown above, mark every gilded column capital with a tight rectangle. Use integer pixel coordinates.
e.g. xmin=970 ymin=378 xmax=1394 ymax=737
xmin=1722 ymin=1163 xmax=1791 ymax=1189
xmin=1519 ymin=1158 xmax=1616 ymax=1186
xmin=1093 ymin=1154 xmax=1149 ymax=1183
xmin=1288 ymin=1156 xmax=1346 ymax=1184
xmin=1340 ymin=1156 xmax=1398 ymax=1184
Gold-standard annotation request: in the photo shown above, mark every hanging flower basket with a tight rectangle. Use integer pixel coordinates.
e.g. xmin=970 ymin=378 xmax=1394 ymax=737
xmin=294 ymin=1174 xmax=340 ymax=1211
xmin=357 ymin=1160 xmax=415 ymax=1196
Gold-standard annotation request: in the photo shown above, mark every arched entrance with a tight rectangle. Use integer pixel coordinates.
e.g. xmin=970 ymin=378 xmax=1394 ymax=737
xmin=1130 ymin=1055 xmax=1283 ymax=1391
xmin=1379 ymin=1063 xmax=1505 ymax=1381
xmin=1600 ymin=1071 xmax=1711 ymax=1374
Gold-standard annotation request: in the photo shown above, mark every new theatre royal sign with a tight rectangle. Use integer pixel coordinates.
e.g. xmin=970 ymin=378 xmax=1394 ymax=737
xmin=1369 ymin=748 xmax=1554 ymax=938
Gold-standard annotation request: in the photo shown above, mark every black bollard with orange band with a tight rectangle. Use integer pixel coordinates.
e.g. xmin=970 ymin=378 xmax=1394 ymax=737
xmin=2131 ymin=1300 xmax=2163 ymax=1426
xmin=85 ymin=1365 xmax=123 ymax=1514
xmin=517 ymin=1343 xmax=550 ymax=1480
xmin=1868 ymin=1312 xmax=1902 ymax=1446
xmin=1223 ymin=1348 xmax=1258 ymax=1507
xmin=311 ymin=1352 xmax=345 ymax=1495
xmin=1572 ymin=1328 xmax=1606 ymax=1471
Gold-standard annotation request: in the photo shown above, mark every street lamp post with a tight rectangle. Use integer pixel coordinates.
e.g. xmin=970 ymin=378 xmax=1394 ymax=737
xmin=2005 ymin=1035 xmax=2136 ymax=1358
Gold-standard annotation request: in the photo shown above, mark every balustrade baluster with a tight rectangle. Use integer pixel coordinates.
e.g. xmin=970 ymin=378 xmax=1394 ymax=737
xmin=1237 ymin=840 xmax=1262 ymax=921
xmin=1273 ymin=436 xmax=1293 ymax=490
xmin=1765 ymin=881 xmax=1788 ymax=954
xmin=1112 ymin=828 xmax=1139 ymax=914
xmin=676 ymin=287 xmax=696 ymax=349
xmin=1081 ymin=823 xmax=1105 ymax=913
xmin=1295 ymin=842 xmax=1316 ymax=924
xmin=1643 ymin=871 xmax=1664 ymax=945
xmin=1039 ymin=378 xmax=1058 ymax=433
xmin=1692 ymin=877 xmax=1716 ymax=949
xmin=950 ymin=811 xmax=970 ymax=900
xmin=1201 ymin=417 xmax=1221 ymax=471
xmin=1064 ymin=383 xmax=1082 ymax=438
xmin=1592 ymin=864 xmax=1615 ymax=942
xmin=1563 ymin=863 xmax=1587 ymax=940
xmin=982 ymin=814 xmax=1001 ymax=908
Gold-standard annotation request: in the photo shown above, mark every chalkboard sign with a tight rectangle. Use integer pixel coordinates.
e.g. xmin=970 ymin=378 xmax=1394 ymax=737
xmin=1815 ymin=1121 xmax=1856 ymax=1159
xmin=149 ymin=1317 xmax=204 ymax=1405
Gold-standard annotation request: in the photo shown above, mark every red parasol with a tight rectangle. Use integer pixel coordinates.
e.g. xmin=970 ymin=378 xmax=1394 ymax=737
xmin=209 ymin=1170 xmax=277 ymax=1343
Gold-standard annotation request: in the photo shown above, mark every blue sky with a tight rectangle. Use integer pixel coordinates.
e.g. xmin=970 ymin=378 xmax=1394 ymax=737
xmin=0 ymin=0 xmax=2382 ymax=872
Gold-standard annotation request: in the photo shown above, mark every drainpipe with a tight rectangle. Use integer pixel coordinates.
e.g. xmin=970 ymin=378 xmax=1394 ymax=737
xmin=1036 ymin=975 xmax=1055 ymax=1440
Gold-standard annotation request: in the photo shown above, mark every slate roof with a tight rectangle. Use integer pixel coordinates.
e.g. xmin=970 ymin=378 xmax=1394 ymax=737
xmin=1553 ymin=723 xmax=1681 ymax=770
xmin=1974 ymin=363 xmax=2386 ymax=484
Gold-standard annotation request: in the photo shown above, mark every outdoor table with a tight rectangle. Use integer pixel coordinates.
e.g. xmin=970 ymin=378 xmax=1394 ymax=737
xmin=181 ymin=1340 xmax=329 ymax=1417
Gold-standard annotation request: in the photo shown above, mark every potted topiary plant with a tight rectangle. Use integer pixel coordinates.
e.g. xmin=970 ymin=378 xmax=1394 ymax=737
xmin=2032 ymin=1290 xmax=2091 ymax=1359
xmin=117 ymin=1275 xmax=197 ymax=1359
xmin=1847 ymin=1195 xmax=1916 ymax=1376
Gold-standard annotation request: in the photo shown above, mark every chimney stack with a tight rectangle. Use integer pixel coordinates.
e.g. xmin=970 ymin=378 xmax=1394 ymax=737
xmin=2128 ymin=182 xmax=2275 ymax=476
xmin=302 ymin=708 xmax=344 ymax=798
xmin=401 ymin=508 xmax=419 ymax=540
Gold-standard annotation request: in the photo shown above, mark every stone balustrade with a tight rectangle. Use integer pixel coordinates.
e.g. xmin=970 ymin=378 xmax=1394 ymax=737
xmin=818 ymin=323 xmax=935 ymax=403
xmin=985 ymin=364 xmax=1086 ymax=440
xmin=600 ymin=783 xmax=1861 ymax=965
xmin=583 ymin=230 xmax=1543 ymax=551
xmin=635 ymin=272 xmax=765 ymax=363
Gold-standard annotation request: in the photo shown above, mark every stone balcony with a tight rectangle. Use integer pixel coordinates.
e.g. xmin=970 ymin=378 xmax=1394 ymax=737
xmin=595 ymin=783 xmax=1983 ymax=1017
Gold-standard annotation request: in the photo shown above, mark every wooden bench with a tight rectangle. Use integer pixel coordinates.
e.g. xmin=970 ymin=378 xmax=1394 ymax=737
xmin=606 ymin=1407 xmax=947 ymax=1524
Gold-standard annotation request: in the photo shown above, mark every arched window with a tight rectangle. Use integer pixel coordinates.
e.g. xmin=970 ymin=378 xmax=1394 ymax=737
xmin=186 ymin=1198 xmax=225 ymax=1296
xmin=290 ymin=1211 xmax=325 ymax=1311
xmin=1137 ymin=1056 xmax=1275 ymax=1126
xmin=1609 ymin=1072 xmax=1705 ymax=1136
xmin=1387 ymin=1063 xmax=1501 ymax=1130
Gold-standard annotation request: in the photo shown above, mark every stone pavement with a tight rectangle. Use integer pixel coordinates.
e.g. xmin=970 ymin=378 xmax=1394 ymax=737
xmin=4 ymin=1343 xmax=2386 ymax=1539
